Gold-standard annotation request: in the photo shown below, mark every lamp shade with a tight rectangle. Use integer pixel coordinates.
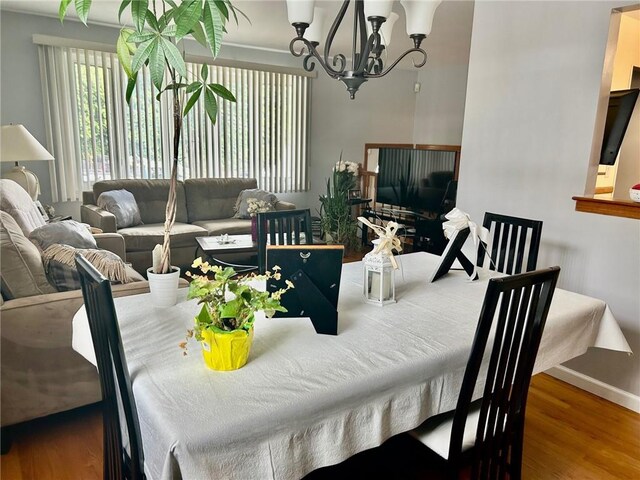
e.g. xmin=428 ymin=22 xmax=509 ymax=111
xmin=366 ymin=11 xmax=399 ymax=46
xmin=305 ymin=7 xmax=326 ymax=43
xmin=1 ymin=124 xmax=53 ymax=200
xmin=286 ymin=0 xmax=316 ymax=25
xmin=380 ymin=12 xmax=399 ymax=46
xmin=364 ymin=0 xmax=394 ymax=20
xmin=400 ymin=0 xmax=442 ymax=36
xmin=0 ymin=124 xmax=54 ymax=163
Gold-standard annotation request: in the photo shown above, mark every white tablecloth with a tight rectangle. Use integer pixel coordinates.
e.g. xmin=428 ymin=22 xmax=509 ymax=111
xmin=72 ymin=252 xmax=631 ymax=480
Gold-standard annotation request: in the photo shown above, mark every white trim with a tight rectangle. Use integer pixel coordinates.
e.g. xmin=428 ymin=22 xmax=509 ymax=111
xmin=545 ymin=365 xmax=640 ymax=414
xmin=33 ymin=34 xmax=116 ymax=53
xmin=32 ymin=34 xmax=315 ymax=78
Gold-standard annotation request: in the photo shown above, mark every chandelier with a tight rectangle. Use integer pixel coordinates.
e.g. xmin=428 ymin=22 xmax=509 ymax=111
xmin=286 ymin=0 xmax=442 ymax=99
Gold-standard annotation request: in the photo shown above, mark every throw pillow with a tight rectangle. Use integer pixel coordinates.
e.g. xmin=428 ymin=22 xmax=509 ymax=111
xmin=29 ymin=220 xmax=97 ymax=251
xmin=97 ymin=189 xmax=143 ymax=228
xmin=0 ymin=211 xmax=57 ymax=299
xmin=234 ymin=189 xmax=277 ymax=219
xmin=42 ymin=244 xmax=139 ymax=291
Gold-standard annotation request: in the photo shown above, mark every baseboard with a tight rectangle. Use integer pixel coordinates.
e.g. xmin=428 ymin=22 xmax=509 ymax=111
xmin=545 ymin=366 xmax=640 ymax=414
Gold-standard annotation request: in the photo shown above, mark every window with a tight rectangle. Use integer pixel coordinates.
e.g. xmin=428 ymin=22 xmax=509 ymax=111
xmin=37 ymin=41 xmax=310 ymax=202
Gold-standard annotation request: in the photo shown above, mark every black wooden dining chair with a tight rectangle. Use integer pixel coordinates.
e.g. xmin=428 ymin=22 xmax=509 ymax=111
xmin=477 ymin=212 xmax=543 ymax=275
xmin=411 ymin=266 xmax=560 ymax=480
xmin=257 ymin=209 xmax=313 ymax=274
xmin=76 ymin=254 xmax=145 ymax=480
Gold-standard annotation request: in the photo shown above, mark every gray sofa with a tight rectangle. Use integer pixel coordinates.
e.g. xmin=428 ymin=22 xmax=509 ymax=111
xmin=81 ymin=178 xmax=295 ymax=274
xmin=0 ymin=179 xmax=154 ymax=428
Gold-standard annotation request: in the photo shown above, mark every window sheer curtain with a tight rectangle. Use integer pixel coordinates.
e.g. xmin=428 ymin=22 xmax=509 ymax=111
xmin=38 ymin=42 xmax=309 ymax=202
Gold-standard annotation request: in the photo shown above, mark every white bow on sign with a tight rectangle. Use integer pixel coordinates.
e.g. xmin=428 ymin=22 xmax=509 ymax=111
xmin=357 ymin=217 xmax=403 ymax=269
xmin=441 ymin=208 xmax=489 ymax=280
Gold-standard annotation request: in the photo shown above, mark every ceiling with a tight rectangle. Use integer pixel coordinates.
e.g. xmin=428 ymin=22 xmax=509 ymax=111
xmin=0 ymin=0 xmax=473 ymax=66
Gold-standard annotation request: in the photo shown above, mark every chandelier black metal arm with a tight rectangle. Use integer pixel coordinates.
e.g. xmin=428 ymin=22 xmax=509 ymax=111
xmin=288 ymin=0 xmax=430 ymax=99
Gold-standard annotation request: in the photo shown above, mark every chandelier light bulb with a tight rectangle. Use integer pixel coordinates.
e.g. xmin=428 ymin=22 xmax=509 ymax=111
xmin=286 ymin=0 xmax=316 ymax=25
xmin=364 ymin=0 xmax=394 ymax=20
xmin=400 ymin=0 xmax=442 ymax=36
xmin=380 ymin=11 xmax=399 ymax=46
xmin=305 ymin=7 xmax=326 ymax=44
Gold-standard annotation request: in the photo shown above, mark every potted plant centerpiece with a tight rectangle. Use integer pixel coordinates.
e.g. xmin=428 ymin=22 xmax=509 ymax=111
xmin=60 ymin=0 xmax=244 ymax=306
xmin=183 ymin=258 xmax=293 ymax=370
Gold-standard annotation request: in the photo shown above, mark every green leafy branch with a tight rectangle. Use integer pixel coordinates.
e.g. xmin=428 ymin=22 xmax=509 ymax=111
xmin=59 ymin=0 xmax=248 ymax=274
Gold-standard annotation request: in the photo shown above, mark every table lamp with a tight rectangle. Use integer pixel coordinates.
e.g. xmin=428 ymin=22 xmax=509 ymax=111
xmin=1 ymin=124 xmax=54 ymax=200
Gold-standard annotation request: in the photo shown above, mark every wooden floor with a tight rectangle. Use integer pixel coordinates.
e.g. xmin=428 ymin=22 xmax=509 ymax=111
xmin=1 ymin=374 xmax=638 ymax=479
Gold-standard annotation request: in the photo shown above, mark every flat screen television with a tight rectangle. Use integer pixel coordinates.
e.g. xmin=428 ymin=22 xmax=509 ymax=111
xmin=376 ymin=148 xmax=457 ymax=212
xmin=600 ymin=88 xmax=639 ymax=165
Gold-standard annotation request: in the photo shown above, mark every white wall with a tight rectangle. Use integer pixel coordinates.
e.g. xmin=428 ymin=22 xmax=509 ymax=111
xmin=0 ymin=11 xmax=418 ymax=217
xmin=459 ymin=1 xmax=639 ymax=397
xmin=412 ymin=0 xmax=474 ymax=145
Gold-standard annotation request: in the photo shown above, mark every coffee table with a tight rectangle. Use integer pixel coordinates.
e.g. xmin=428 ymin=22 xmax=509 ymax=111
xmin=195 ymin=234 xmax=257 ymax=270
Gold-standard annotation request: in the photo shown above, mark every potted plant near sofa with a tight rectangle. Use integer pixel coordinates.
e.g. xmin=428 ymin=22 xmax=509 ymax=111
xmin=60 ymin=0 xmax=244 ymax=305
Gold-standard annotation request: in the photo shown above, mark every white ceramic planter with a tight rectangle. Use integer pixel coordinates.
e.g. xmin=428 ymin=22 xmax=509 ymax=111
xmin=146 ymin=266 xmax=181 ymax=307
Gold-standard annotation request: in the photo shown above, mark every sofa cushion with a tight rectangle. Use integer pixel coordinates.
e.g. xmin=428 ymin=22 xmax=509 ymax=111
xmin=29 ymin=220 xmax=97 ymax=251
xmin=234 ymin=189 xmax=277 ymax=219
xmin=0 ymin=179 xmax=46 ymax=235
xmin=118 ymin=222 xmax=207 ymax=252
xmin=184 ymin=178 xmax=258 ymax=222
xmin=42 ymin=243 xmax=143 ymax=292
xmin=192 ymin=218 xmax=252 ymax=236
xmin=0 ymin=211 xmax=57 ymax=299
xmin=97 ymin=189 xmax=143 ymax=228
xmin=92 ymin=180 xmax=188 ymax=225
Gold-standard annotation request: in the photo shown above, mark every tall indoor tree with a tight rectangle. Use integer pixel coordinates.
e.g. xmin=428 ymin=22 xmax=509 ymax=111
xmin=59 ymin=0 xmax=245 ymax=273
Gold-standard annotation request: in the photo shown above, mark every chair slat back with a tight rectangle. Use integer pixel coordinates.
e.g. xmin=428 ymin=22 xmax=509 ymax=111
xmin=449 ymin=266 xmax=560 ymax=479
xmin=257 ymin=209 xmax=313 ymax=273
xmin=477 ymin=212 xmax=543 ymax=275
xmin=76 ymin=254 xmax=145 ymax=480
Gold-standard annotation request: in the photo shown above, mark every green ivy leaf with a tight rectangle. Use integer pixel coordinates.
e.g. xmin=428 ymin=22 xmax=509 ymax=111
xmin=131 ymin=0 xmax=149 ymax=32
xmin=130 ymin=38 xmax=155 ymax=74
xmin=186 ymin=81 xmax=202 ymax=93
xmin=175 ymin=0 xmax=201 ymax=40
xmin=204 ymin=88 xmax=218 ymax=123
xmin=59 ymin=0 xmax=73 ymax=22
xmin=74 ymin=0 xmax=92 ymax=25
xmin=158 ymin=7 xmax=176 ymax=31
xmin=145 ymin=9 xmax=160 ymax=31
xmin=125 ymin=73 xmax=138 ymax=103
xmin=117 ymin=29 xmax=135 ymax=77
xmin=214 ymin=0 xmax=228 ymax=20
xmin=160 ymin=38 xmax=187 ymax=78
xmin=162 ymin=24 xmax=178 ymax=37
xmin=203 ymin=0 xmax=224 ymax=58
xmin=189 ymin=21 xmax=208 ymax=47
xmin=208 ymin=83 xmax=236 ymax=102
xmin=118 ymin=0 xmax=131 ymax=23
xmin=183 ymin=87 xmax=202 ymax=116
xmin=155 ymin=82 xmax=189 ymax=101
xmin=126 ymin=30 xmax=157 ymax=43
xmin=148 ymin=40 xmax=165 ymax=90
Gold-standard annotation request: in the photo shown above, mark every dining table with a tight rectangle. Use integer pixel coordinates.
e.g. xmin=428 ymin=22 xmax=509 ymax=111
xmin=72 ymin=251 xmax=632 ymax=480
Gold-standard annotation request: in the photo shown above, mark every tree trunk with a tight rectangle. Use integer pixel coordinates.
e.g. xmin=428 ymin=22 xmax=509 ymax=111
xmin=156 ymin=89 xmax=182 ymax=274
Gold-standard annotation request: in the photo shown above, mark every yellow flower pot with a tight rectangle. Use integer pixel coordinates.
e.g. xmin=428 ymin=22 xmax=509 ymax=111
xmin=200 ymin=326 xmax=254 ymax=371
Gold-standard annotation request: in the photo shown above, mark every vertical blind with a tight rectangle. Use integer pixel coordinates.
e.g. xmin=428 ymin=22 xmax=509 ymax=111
xmin=38 ymin=43 xmax=310 ymax=202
